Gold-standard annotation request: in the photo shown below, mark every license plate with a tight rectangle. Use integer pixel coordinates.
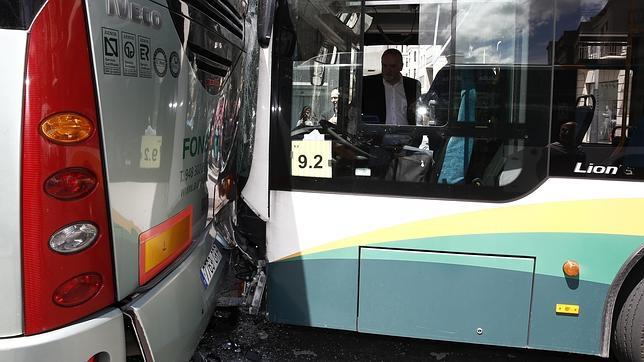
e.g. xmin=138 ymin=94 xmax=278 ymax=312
xmin=200 ymin=242 xmax=222 ymax=288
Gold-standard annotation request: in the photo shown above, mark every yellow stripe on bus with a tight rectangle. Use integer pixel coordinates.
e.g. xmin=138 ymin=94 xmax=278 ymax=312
xmin=285 ymin=198 xmax=644 ymax=260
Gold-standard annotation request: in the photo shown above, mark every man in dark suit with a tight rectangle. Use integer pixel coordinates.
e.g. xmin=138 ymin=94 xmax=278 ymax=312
xmin=362 ymin=48 xmax=421 ymax=125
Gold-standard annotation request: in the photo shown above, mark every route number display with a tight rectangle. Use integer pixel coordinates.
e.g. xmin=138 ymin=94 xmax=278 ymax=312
xmin=291 ymin=140 xmax=332 ymax=178
xmin=140 ymin=135 xmax=162 ymax=168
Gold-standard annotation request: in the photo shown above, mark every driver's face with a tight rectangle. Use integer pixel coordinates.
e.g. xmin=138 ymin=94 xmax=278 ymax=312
xmin=381 ymin=53 xmax=403 ymax=84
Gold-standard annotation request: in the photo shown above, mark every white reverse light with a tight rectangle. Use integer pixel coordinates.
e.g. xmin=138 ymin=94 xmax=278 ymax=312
xmin=49 ymin=223 xmax=98 ymax=254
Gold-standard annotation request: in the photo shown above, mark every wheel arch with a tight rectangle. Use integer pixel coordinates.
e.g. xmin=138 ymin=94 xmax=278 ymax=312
xmin=600 ymin=245 xmax=644 ymax=357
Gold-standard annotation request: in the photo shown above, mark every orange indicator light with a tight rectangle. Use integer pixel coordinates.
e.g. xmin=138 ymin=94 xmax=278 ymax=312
xmin=220 ymin=175 xmax=235 ymax=197
xmin=563 ymin=260 xmax=580 ymax=277
xmin=40 ymin=113 xmax=93 ymax=144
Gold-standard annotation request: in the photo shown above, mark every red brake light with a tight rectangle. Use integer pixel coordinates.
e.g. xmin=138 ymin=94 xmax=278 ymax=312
xmin=45 ymin=168 xmax=97 ymax=200
xmin=53 ymin=273 xmax=103 ymax=307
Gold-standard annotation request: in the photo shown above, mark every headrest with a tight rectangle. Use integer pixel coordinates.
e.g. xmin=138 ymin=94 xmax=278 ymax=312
xmin=574 ymin=94 xmax=596 ymax=145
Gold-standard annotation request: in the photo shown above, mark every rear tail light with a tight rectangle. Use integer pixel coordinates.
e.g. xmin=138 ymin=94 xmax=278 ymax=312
xmin=49 ymin=223 xmax=98 ymax=254
xmin=53 ymin=273 xmax=103 ymax=307
xmin=21 ymin=0 xmax=115 ymax=334
xmin=45 ymin=168 xmax=97 ymax=200
xmin=40 ymin=113 xmax=94 ymax=144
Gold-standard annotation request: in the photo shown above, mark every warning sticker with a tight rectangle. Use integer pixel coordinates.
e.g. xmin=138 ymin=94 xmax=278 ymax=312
xmin=138 ymin=36 xmax=152 ymax=78
xmin=121 ymin=32 xmax=137 ymax=77
xmin=102 ymin=27 xmax=120 ymax=75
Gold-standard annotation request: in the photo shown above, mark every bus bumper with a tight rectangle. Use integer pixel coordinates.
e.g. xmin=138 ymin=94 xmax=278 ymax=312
xmin=0 ymin=228 xmax=227 ymax=362
xmin=123 ymin=228 xmax=227 ymax=362
xmin=0 ymin=308 xmax=126 ymax=362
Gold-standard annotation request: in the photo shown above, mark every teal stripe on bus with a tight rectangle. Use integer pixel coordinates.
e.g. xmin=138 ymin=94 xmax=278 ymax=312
xmin=268 ymin=254 xmax=609 ymax=355
xmin=293 ymin=232 xmax=643 ymax=285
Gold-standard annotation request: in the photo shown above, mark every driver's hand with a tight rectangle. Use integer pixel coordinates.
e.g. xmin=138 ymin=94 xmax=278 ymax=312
xmin=328 ymin=116 xmax=337 ymax=125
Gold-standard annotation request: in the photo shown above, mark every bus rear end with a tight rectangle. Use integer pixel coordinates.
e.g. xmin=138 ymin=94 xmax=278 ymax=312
xmin=0 ymin=0 xmax=250 ymax=360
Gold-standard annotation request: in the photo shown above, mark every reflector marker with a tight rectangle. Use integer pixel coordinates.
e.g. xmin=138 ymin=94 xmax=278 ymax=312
xmin=52 ymin=273 xmax=103 ymax=307
xmin=556 ymin=304 xmax=580 ymax=315
xmin=138 ymin=206 xmax=193 ymax=285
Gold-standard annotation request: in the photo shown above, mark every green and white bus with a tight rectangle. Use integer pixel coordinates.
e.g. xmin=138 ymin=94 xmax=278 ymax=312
xmin=239 ymin=0 xmax=644 ymax=359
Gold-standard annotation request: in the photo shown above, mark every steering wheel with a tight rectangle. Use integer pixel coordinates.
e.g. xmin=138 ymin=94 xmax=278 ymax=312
xmin=290 ymin=125 xmax=322 ymax=138
xmin=317 ymin=120 xmax=375 ymax=159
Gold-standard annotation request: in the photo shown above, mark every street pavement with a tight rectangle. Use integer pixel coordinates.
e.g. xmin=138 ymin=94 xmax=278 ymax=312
xmin=195 ymin=308 xmax=612 ymax=361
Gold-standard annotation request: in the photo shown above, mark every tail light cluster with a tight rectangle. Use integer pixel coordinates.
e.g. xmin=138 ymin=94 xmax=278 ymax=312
xmin=21 ymin=0 xmax=115 ymax=334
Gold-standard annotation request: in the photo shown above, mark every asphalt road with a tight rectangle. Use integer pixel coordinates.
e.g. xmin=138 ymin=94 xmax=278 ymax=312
xmin=195 ymin=308 xmax=613 ymax=362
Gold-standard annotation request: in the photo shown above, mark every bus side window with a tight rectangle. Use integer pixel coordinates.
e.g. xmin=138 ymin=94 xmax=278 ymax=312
xmin=552 ymin=0 xmax=643 ymax=180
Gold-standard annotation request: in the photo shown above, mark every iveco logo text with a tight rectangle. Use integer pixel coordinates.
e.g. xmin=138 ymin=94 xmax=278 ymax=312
xmin=574 ymin=162 xmax=618 ymax=175
xmin=106 ymin=0 xmax=162 ymax=29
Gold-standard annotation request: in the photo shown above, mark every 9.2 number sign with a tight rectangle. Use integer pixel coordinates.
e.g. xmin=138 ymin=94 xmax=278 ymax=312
xmin=297 ymin=154 xmax=323 ymax=169
xmin=291 ymin=140 xmax=332 ymax=178
xmin=140 ymin=135 xmax=163 ymax=169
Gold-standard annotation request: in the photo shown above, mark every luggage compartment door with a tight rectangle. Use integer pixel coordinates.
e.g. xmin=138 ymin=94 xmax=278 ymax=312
xmin=358 ymin=248 xmax=534 ymax=348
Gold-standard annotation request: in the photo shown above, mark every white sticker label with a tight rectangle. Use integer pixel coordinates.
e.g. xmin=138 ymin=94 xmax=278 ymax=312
xmin=291 ymin=140 xmax=332 ymax=178
xmin=140 ymin=135 xmax=162 ymax=168
xmin=102 ymin=27 xmax=121 ymax=75
xmin=355 ymin=168 xmax=372 ymax=177
xmin=121 ymin=31 xmax=138 ymax=77
xmin=138 ymin=36 xmax=152 ymax=78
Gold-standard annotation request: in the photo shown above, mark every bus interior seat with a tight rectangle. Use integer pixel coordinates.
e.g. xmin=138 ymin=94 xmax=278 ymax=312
xmin=611 ymin=125 xmax=632 ymax=146
xmin=465 ymin=139 xmax=504 ymax=185
xmin=433 ymin=137 xmax=475 ymax=184
xmin=574 ymin=94 xmax=596 ymax=145
xmin=430 ymin=137 xmax=503 ymax=185
xmin=623 ymin=123 xmax=644 ymax=167
xmin=479 ymin=143 xmax=509 ymax=186
xmin=428 ymin=135 xmax=449 ymax=184
xmin=485 ymin=145 xmax=543 ymax=187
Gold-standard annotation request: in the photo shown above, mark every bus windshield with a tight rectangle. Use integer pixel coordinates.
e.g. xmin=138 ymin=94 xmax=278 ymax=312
xmin=270 ymin=0 xmax=643 ymax=201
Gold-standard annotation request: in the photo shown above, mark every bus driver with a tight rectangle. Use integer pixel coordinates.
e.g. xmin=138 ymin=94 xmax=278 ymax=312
xmin=362 ymin=48 xmax=421 ymax=125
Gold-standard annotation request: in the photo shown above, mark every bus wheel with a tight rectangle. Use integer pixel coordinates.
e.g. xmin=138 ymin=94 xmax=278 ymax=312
xmin=613 ymin=277 xmax=644 ymax=362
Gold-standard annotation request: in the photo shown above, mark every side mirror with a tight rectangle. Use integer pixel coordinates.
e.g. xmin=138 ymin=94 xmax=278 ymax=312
xmin=336 ymin=13 xmax=372 ymax=35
